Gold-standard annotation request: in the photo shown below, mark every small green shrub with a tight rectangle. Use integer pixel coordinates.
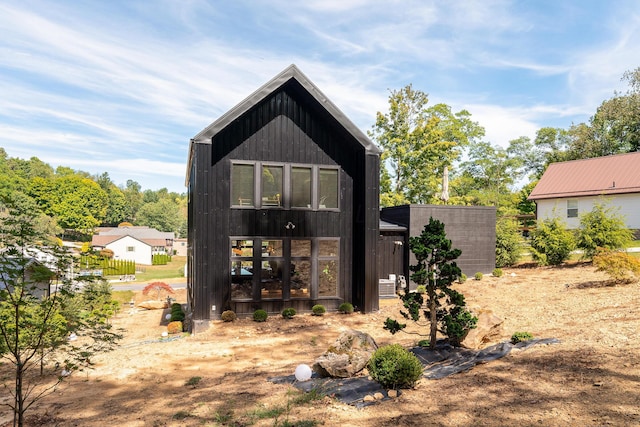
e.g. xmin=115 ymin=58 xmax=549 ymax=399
xmin=443 ymin=308 xmax=478 ymax=346
xmin=282 ymin=308 xmax=296 ymax=319
xmin=415 ymin=285 xmax=426 ymax=294
xmin=417 ymin=339 xmax=430 ymax=348
xmin=170 ymin=303 xmax=185 ymax=322
xmin=311 ymin=304 xmax=326 ymax=316
xmin=368 ymin=344 xmax=423 ymax=389
xmin=492 ymin=268 xmax=503 ymax=277
xmin=253 ymin=309 xmax=268 ymax=322
xmin=474 ymin=272 xmax=483 ymax=281
xmin=221 ymin=310 xmax=236 ymax=322
xmin=458 ymin=273 xmax=467 ymax=283
xmin=511 ymin=332 xmax=534 ymax=344
xmin=338 ymin=302 xmax=354 ymax=314
xmin=184 ymin=376 xmax=202 ymax=387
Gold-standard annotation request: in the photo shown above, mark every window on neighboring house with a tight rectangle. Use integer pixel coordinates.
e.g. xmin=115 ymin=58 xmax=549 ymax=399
xmin=231 ymin=162 xmax=339 ymax=210
xmin=126 ymin=246 xmax=135 ymax=252
xmin=232 ymin=163 xmax=255 ymax=207
xmin=567 ymin=200 xmax=578 ymax=218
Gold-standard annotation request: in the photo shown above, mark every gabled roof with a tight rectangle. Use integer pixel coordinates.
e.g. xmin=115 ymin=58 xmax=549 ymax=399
xmin=92 ymin=234 xmax=168 ymax=248
xmin=96 ymin=226 xmax=174 ymax=240
xmin=528 ymin=151 xmax=640 ymax=200
xmin=186 ymin=64 xmax=380 ymax=186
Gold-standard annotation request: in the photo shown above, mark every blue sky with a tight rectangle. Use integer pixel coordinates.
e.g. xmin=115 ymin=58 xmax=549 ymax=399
xmin=2 ymin=1 xmax=639 ymax=193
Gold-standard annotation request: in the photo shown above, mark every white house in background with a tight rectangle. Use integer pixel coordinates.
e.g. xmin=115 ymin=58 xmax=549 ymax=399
xmin=528 ymin=151 xmax=640 ymax=236
xmin=91 ymin=226 xmax=174 ymax=265
xmin=173 ymin=238 xmax=188 ymax=257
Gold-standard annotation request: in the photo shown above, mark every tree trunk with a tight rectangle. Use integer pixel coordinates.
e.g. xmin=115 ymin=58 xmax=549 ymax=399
xmin=428 ymin=284 xmax=437 ymax=349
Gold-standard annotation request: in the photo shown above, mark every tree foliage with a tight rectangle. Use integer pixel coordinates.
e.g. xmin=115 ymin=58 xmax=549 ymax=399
xmin=0 ymin=195 xmax=121 ymax=426
xmin=369 ymin=85 xmax=484 ymax=206
xmin=529 ymin=215 xmax=575 ymax=266
xmin=495 ymin=217 xmax=524 ymax=267
xmin=576 ymin=201 xmax=633 ymax=259
xmin=384 ymin=218 xmax=476 ymax=348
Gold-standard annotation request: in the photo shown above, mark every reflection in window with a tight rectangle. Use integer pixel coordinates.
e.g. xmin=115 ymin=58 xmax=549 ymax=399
xmin=319 ymin=168 xmax=338 ymax=209
xmin=232 ymin=164 xmax=254 ymax=206
xmin=292 ymin=167 xmax=312 ymax=208
xmin=231 ymin=239 xmax=253 ymax=257
xmin=261 ymin=239 xmax=283 ymax=298
xmin=318 ymin=260 xmax=338 ymax=296
xmin=262 ymin=165 xmax=283 ymax=207
xmin=231 ymin=260 xmax=253 ymax=299
xmin=291 ymin=239 xmax=311 ymax=257
xmin=319 ymin=240 xmax=338 ymax=257
xmin=290 ymin=260 xmax=311 ymax=297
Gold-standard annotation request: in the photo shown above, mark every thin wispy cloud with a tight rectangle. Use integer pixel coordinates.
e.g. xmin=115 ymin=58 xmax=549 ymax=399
xmin=1 ymin=1 xmax=639 ymax=192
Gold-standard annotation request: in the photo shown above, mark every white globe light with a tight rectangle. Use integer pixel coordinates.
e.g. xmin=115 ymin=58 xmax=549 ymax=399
xmin=165 ymin=314 xmax=171 ymax=320
xmin=294 ymin=364 xmax=312 ymax=381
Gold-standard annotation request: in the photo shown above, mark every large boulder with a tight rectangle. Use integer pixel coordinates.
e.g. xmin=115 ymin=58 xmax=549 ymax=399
xmin=462 ymin=309 xmax=504 ymax=349
xmin=137 ymin=300 xmax=168 ymax=310
xmin=313 ymin=330 xmax=378 ymax=378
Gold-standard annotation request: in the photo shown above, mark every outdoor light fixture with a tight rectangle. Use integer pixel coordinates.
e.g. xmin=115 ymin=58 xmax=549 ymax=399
xmin=294 ymin=364 xmax=312 ymax=381
xmin=285 ymin=222 xmax=296 ymax=230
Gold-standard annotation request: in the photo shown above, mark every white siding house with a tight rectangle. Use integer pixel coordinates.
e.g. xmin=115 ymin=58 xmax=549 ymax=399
xmin=103 ymin=235 xmax=153 ymax=265
xmin=529 ymin=152 xmax=640 ymax=234
xmin=91 ymin=226 xmax=174 ymax=265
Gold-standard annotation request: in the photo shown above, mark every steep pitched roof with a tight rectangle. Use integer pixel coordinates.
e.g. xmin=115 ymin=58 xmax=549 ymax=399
xmin=186 ymin=64 xmax=380 ymax=186
xmin=528 ymin=151 xmax=640 ymax=200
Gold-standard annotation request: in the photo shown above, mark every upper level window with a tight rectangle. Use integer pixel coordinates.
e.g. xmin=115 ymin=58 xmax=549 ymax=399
xmin=262 ymin=165 xmax=283 ymax=207
xmin=319 ymin=168 xmax=338 ymax=209
xmin=232 ymin=164 xmax=254 ymax=206
xmin=567 ymin=200 xmax=578 ymax=218
xmin=292 ymin=167 xmax=312 ymax=208
xmin=231 ymin=161 xmax=339 ymax=210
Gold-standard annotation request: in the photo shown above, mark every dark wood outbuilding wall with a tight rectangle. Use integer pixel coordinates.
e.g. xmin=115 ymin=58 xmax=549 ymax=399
xmin=380 ymin=204 xmax=496 ymax=286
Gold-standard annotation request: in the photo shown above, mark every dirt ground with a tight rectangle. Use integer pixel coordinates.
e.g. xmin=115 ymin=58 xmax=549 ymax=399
xmin=2 ymin=262 xmax=640 ymax=426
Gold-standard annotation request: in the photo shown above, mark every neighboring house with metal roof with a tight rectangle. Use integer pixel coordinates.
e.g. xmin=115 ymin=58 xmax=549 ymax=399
xmin=528 ymin=151 xmax=640 ymax=234
xmin=91 ymin=226 xmax=174 ymax=265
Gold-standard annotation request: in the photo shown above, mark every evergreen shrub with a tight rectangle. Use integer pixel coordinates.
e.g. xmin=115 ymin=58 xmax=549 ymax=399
xmin=253 ymin=309 xmax=268 ymax=322
xmin=282 ymin=308 xmax=296 ymax=319
xmin=221 ymin=310 xmax=236 ymax=322
xmin=368 ymin=344 xmax=423 ymax=389
xmin=311 ymin=304 xmax=326 ymax=316
xmin=338 ymin=302 xmax=354 ymax=314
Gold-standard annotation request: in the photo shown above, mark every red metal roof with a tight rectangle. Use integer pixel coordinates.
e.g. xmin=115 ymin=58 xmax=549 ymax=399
xmin=528 ymin=151 xmax=640 ymax=200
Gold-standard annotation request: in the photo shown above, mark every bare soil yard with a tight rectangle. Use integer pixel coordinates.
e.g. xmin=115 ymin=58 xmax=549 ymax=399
xmin=2 ymin=262 xmax=640 ymax=426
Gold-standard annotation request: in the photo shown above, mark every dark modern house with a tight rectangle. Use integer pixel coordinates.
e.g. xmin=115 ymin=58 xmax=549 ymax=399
xmin=186 ymin=65 xmax=381 ymax=332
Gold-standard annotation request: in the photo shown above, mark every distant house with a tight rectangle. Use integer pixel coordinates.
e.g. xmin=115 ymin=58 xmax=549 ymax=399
xmin=91 ymin=226 xmax=174 ymax=265
xmin=528 ymin=152 xmax=640 ymax=236
xmin=186 ymin=64 xmax=380 ymax=330
xmin=173 ymin=238 xmax=188 ymax=257
xmin=0 ymin=248 xmax=57 ymax=299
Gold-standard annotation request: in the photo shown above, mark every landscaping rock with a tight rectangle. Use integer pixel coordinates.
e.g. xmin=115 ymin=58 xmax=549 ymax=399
xmin=138 ymin=300 xmax=168 ymax=310
xmin=313 ymin=330 xmax=378 ymax=378
xmin=461 ymin=309 xmax=504 ymax=349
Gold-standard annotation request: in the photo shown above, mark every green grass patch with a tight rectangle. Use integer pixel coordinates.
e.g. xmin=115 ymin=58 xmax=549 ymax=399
xmin=106 ymin=256 xmax=186 ymax=282
xmin=111 ymin=290 xmax=135 ymax=305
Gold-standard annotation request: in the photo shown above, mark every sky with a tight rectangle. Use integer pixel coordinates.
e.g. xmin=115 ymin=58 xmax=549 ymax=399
xmin=1 ymin=1 xmax=640 ymax=193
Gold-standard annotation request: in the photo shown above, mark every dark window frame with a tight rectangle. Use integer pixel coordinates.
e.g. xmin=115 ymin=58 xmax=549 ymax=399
xmin=567 ymin=200 xmax=578 ymax=218
xmin=230 ymin=161 xmax=340 ymax=211
xmin=229 ymin=236 xmax=340 ymax=302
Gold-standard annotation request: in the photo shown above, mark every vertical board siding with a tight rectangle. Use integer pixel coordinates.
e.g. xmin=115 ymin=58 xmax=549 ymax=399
xmin=190 ymin=84 xmax=379 ymax=321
